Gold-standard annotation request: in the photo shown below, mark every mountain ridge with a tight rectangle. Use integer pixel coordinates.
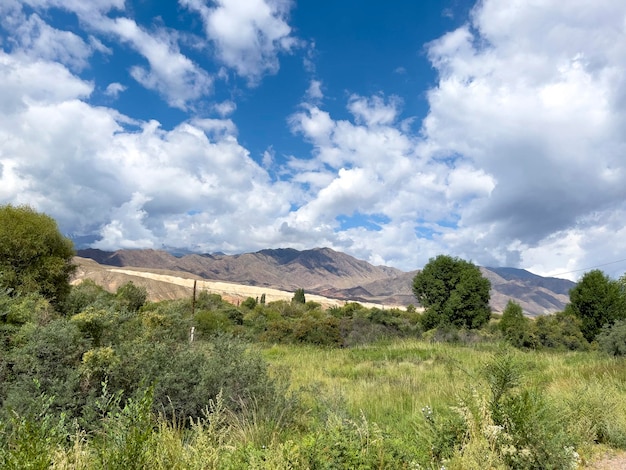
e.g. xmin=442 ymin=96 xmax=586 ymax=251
xmin=76 ymin=247 xmax=574 ymax=316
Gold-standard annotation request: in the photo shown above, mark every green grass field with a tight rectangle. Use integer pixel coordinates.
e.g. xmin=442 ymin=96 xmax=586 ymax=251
xmin=262 ymin=339 xmax=626 ymax=468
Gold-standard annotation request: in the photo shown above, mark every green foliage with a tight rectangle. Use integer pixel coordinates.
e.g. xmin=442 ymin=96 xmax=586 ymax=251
xmin=299 ymin=411 xmax=413 ymax=469
xmin=499 ymin=300 xmax=537 ymax=349
xmin=94 ymin=385 xmax=156 ymax=470
xmin=0 ymin=204 xmax=75 ymax=306
xmin=2 ymin=318 xmax=89 ymax=417
xmin=418 ymin=404 xmax=467 ymax=463
xmin=262 ymin=313 xmax=342 ymax=346
xmin=241 ymin=296 xmax=257 ymax=310
xmin=597 ymin=319 xmax=626 ymax=356
xmin=413 ymin=254 xmax=491 ymax=330
xmin=433 ymin=352 xmax=580 ymax=469
xmin=0 ymin=385 xmax=68 ymax=470
xmin=64 ymin=279 xmax=114 ymax=316
xmin=115 ymin=281 xmax=147 ymax=312
xmin=292 ymin=288 xmax=306 ymax=304
xmin=568 ymin=269 xmax=625 ymax=342
xmin=4 ymin=292 xmax=55 ymax=327
xmin=534 ymin=310 xmax=589 ymax=351
xmin=71 ymin=307 xmax=115 ymax=347
xmin=195 ymin=309 xmax=232 ymax=335
xmin=195 ymin=291 xmax=225 ymax=310
xmin=6 ymin=236 xmax=626 ymax=468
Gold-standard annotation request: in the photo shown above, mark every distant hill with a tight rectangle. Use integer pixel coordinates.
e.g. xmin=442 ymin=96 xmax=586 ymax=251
xmin=76 ymin=247 xmax=575 ymax=316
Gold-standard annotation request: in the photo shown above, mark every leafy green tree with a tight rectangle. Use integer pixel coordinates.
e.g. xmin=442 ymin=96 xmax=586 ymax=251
xmin=413 ymin=255 xmax=491 ymax=330
xmin=499 ymin=300 xmax=536 ymax=348
xmin=292 ymin=288 xmax=306 ymax=304
xmin=0 ymin=205 xmax=75 ymax=306
xmin=567 ymin=270 xmax=625 ymax=342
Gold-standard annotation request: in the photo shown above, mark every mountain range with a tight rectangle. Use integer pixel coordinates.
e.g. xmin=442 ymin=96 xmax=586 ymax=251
xmin=76 ymin=247 xmax=575 ymax=316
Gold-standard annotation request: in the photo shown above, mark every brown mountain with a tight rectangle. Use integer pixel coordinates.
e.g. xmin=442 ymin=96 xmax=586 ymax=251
xmin=76 ymin=247 xmax=574 ymax=316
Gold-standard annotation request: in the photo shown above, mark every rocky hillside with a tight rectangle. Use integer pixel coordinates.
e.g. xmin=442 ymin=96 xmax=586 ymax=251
xmin=77 ymin=247 xmax=575 ymax=316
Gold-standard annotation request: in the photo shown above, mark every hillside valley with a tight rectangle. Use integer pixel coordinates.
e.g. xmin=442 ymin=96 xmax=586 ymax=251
xmin=76 ymin=247 xmax=574 ymax=316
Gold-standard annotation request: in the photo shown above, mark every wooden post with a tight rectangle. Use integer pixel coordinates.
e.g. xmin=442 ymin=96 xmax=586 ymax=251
xmin=192 ymin=280 xmax=197 ymax=316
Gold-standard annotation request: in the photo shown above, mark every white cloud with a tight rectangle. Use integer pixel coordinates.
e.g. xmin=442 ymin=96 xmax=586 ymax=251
xmin=419 ymin=0 xmax=626 ymax=277
xmin=11 ymin=13 xmax=95 ymax=71
xmin=181 ymin=0 xmax=298 ymax=83
xmin=212 ymin=99 xmax=236 ymax=117
xmin=93 ymin=192 xmax=157 ymax=250
xmin=347 ymin=94 xmax=401 ymax=127
xmin=104 ymin=82 xmax=126 ymax=98
xmin=306 ymin=79 xmax=323 ymax=101
xmin=2 ymin=0 xmax=626 ymax=282
xmin=92 ymin=16 xmax=213 ymax=109
xmin=0 ymin=48 xmax=298 ymax=254
xmin=0 ymin=51 xmax=93 ymax=112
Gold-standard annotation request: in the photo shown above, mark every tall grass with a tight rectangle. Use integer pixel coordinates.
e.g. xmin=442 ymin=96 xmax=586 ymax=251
xmin=263 ymin=339 xmax=626 ymax=467
xmin=2 ymin=339 xmax=626 ymax=468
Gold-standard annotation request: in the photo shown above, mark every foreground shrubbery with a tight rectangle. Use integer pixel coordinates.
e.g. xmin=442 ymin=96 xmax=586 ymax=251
xmin=2 ymin=278 xmax=626 ymax=468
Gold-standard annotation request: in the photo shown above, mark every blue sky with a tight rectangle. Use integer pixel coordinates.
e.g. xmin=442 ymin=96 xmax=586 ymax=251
xmin=1 ymin=0 xmax=626 ymax=281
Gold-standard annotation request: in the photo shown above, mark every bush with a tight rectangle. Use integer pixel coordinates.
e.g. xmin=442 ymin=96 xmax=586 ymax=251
xmin=597 ymin=320 xmax=626 ymax=356
xmin=292 ymin=314 xmax=342 ymax=346
xmin=534 ymin=311 xmax=589 ymax=351
xmin=115 ymin=281 xmax=147 ymax=313
xmin=64 ymin=279 xmax=114 ymax=316
xmin=241 ymin=297 xmax=257 ymax=310
xmin=429 ymin=351 xmax=580 ymax=469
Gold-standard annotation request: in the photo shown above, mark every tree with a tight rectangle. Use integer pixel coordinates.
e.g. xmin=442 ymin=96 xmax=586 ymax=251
xmin=0 ymin=205 xmax=75 ymax=306
xmin=499 ymin=300 xmax=536 ymax=348
xmin=292 ymin=288 xmax=306 ymax=304
xmin=567 ymin=269 xmax=625 ymax=342
xmin=412 ymin=255 xmax=491 ymax=330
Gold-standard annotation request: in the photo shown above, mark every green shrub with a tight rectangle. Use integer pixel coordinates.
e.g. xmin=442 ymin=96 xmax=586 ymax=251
xmin=64 ymin=279 xmax=114 ymax=316
xmin=115 ymin=281 xmax=147 ymax=313
xmin=597 ymin=320 xmax=626 ymax=356
xmin=534 ymin=311 xmax=589 ymax=351
xmin=292 ymin=314 xmax=341 ymax=346
xmin=0 ymin=387 xmax=68 ymax=470
xmin=241 ymin=297 xmax=257 ymax=310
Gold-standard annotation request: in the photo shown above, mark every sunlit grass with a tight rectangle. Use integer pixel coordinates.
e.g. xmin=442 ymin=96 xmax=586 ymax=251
xmin=263 ymin=338 xmax=626 ymax=463
xmin=6 ymin=338 xmax=626 ymax=468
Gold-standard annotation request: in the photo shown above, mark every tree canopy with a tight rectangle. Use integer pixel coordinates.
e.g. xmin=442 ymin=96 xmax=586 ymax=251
xmin=0 ymin=205 xmax=75 ymax=306
xmin=567 ymin=269 xmax=625 ymax=342
xmin=412 ymin=255 xmax=491 ymax=330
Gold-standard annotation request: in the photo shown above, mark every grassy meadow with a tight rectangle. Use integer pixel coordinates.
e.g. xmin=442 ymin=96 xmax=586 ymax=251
xmin=2 ymin=282 xmax=626 ymax=468
xmin=262 ymin=340 xmax=626 ymax=468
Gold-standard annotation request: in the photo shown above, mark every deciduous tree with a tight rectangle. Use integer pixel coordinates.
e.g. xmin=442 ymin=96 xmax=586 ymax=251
xmin=0 ymin=205 xmax=75 ymax=306
xmin=412 ymin=255 xmax=491 ymax=330
xmin=567 ymin=269 xmax=624 ymax=342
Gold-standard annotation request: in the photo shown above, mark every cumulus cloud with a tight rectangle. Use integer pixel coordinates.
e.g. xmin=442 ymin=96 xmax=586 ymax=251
xmin=181 ymin=0 xmax=298 ymax=83
xmin=2 ymin=0 xmax=626 ymax=281
xmin=92 ymin=17 xmax=213 ymax=109
xmin=8 ymin=0 xmax=213 ymax=110
xmin=420 ymin=0 xmax=626 ymax=277
xmin=10 ymin=13 xmax=95 ymax=71
xmin=0 ymin=50 xmax=297 ymax=254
